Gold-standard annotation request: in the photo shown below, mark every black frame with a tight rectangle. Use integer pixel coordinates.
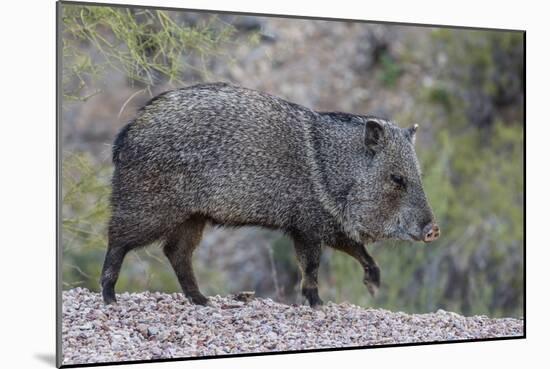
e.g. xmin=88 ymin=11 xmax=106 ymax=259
xmin=56 ymin=1 xmax=527 ymax=367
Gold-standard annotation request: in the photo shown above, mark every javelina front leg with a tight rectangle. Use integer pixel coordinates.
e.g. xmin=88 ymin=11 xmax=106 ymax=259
xmin=292 ymin=234 xmax=323 ymax=307
xmin=331 ymin=240 xmax=380 ymax=296
xmin=163 ymin=216 xmax=208 ymax=305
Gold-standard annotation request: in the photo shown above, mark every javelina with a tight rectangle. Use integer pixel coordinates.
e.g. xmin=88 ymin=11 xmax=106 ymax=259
xmin=100 ymin=82 xmax=440 ymax=307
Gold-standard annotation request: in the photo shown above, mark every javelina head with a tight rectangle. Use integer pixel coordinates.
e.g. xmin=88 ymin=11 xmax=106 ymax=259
xmin=344 ymin=119 xmax=440 ymax=244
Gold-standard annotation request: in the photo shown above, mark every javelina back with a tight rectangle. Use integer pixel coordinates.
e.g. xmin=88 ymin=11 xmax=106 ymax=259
xmin=100 ymin=82 xmax=440 ymax=307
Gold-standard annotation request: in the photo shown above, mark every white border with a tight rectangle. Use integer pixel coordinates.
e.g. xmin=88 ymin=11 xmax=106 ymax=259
xmin=1 ymin=0 xmax=545 ymax=368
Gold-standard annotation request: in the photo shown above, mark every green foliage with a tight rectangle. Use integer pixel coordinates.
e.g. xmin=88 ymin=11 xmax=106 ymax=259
xmin=431 ymin=29 xmax=523 ymax=112
xmin=378 ymin=53 xmax=403 ymax=88
xmin=62 ymin=153 xmax=110 ymax=289
xmin=62 ymin=5 xmax=236 ymax=101
xmin=426 ymin=85 xmax=453 ymax=112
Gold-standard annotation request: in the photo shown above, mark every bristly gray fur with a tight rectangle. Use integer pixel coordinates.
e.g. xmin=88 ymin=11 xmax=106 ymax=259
xmin=101 ymin=82 xmax=438 ymax=307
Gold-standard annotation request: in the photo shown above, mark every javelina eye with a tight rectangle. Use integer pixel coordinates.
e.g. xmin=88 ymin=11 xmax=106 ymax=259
xmin=390 ymin=174 xmax=406 ymax=187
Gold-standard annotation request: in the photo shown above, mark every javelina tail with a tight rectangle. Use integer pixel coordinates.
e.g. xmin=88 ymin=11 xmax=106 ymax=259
xmin=112 ymin=123 xmax=132 ymax=164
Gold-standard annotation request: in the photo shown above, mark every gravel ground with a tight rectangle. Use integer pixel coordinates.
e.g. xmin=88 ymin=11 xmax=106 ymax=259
xmin=62 ymin=288 xmax=524 ymax=365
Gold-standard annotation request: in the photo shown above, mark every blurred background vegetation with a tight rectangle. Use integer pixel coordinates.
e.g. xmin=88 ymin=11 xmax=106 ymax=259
xmin=61 ymin=4 xmax=524 ymax=318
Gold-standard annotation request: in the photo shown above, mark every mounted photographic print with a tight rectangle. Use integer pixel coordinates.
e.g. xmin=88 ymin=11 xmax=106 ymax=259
xmin=57 ymin=0 xmax=525 ymax=367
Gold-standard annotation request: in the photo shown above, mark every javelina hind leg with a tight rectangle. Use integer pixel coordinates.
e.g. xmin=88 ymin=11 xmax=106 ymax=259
xmin=163 ymin=216 xmax=208 ymax=305
xmin=100 ymin=243 xmax=129 ymax=305
xmin=101 ymin=218 xmax=161 ymax=304
xmin=101 ymin=212 xmax=167 ymax=305
xmin=292 ymin=234 xmax=324 ymax=307
xmin=331 ymin=239 xmax=380 ymax=296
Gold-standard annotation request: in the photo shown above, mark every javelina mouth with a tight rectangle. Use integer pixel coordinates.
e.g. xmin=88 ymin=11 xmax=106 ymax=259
xmin=407 ymin=233 xmax=424 ymax=242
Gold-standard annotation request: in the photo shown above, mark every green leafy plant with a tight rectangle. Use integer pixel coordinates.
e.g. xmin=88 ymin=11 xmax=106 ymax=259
xmin=378 ymin=53 xmax=403 ymax=88
xmin=62 ymin=5 xmax=236 ymax=101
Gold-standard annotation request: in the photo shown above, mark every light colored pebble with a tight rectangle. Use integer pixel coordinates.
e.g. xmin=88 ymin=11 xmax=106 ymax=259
xmin=62 ymin=288 xmax=523 ymax=365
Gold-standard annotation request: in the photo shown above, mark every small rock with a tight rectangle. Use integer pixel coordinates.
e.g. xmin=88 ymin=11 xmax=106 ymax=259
xmin=78 ymin=323 xmax=93 ymax=330
xmin=234 ymin=291 xmax=256 ymax=302
xmin=136 ymin=324 xmax=148 ymax=337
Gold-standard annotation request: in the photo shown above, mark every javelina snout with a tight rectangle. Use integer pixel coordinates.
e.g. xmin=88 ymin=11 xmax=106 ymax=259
xmin=422 ymin=222 xmax=440 ymax=243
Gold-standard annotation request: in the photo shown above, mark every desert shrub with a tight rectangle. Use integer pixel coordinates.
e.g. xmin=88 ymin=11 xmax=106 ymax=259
xmin=61 ymin=5 xmax=236 ymax=101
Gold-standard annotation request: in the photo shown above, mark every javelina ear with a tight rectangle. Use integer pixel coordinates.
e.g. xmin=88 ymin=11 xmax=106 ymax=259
xmin=364 ymin=119 xmax=385 ymax=155
xmin=406 ymin=124 xmax=418 ymax=145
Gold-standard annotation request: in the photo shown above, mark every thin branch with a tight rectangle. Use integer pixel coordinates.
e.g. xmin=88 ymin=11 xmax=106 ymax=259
xmin=118 ymin=88 xmax=146 ymax=120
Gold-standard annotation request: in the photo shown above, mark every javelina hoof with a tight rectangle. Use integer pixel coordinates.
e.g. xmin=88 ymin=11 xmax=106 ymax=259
xmin=309 ymin=297 xmax=324 ymax=309
xmin=366 ymin=283 xmax=379 ymax=297
xmin=311 ymin=300 xmax=325 ymax=310
xmin=363 ymin=265 xmax=380 ymax=297
xmin=102 ymin=287 xmax=117 ymax=305
xmin=187 ymin=292 xmax=210 ymax=306
xmin=303 ymin=288 xmax=324 ymax=308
